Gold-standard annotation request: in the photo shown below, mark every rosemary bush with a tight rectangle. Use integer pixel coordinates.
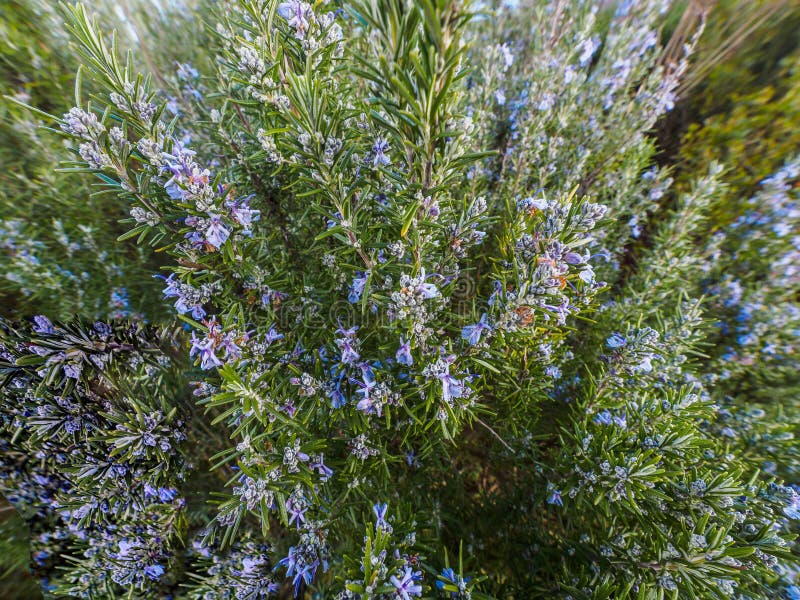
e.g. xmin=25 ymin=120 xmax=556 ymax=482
xmin=1 ymin=0 xmax=798 ymax=598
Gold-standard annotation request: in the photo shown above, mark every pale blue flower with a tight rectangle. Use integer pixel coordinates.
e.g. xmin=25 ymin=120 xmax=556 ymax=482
xmin=607 ymin=332 xmax=627 ymax=349
xmin=190 ymin=332 xmax=223 ymax=370
xmin=372 ymin=137 xmax=391 ymax=167
xmin=205 ymin=213 xmax=230 ymax=249
xmin=462 ymin=313 xmax=492 ymax=346
xmin=390 ymin=566 xmax=422 ymax=600
xmin=396 ymin=336 xmax=413 ymax=366
xmin=348 ymin=271 xmax=369 ymax=303
xmin=373 ymin=502 xmax=388 ymax=528
xmin=33 ymin=315 xmax=56 ymax=335
xmin=227 ymin=195 xmax=260 ymax=233
xmin=278 ymin=1 xmax=311 ymax=38
xmin=143 ymin=564 xmax=165 ymax=580
xmin=546 ymin=482 xmax=563 ymax=506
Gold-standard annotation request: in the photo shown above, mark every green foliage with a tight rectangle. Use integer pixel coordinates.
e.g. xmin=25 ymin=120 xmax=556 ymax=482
xmin=0 ymin=0 xmax=797 ymax=599
xmin=0 ymin=498 xmax=39 ymax=600
xmin=0 ymin=316 xmax=194 ymax=598
xmin=0 ymin=0 xmax=172 ymax=320
xmin=680 ymin=57 xmax=800 ymax=219
xmin=672 ymin=2 xmax=800 ymax=445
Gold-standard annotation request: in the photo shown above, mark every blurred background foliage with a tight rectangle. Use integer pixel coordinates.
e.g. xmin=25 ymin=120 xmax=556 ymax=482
xmin=0 ymin=496 xmax=39 ymax=599
xmin=0 ymin=0 xmax=216 ymax=322
xmin=668 ymin=0 xmax=800 ymax=415
xmin=1 ymin=0 xmax=798 ymax=596
xmin=675 ymin=0 xmax=800 ymax=207
xmin=1 ymin=0 xmax=160 ymax=320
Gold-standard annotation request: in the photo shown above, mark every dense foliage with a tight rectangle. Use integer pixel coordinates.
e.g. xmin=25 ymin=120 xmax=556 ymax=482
xmin=1 ymin=0 xmax=798 ymax=598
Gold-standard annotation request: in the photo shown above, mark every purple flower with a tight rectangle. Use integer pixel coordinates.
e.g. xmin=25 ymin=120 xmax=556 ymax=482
xmin=593 ymin=410 xmax=613 ymax=426
xmin=628 ymin=214 xmax=641 ymax=239
xmin=63 ymin=363 xmax=82 ymax=379
xmin=176 ymin=62 xmax=199 ymax=81
xmin=416 ymin=276 xmax=440 ymax=299
xmin=348 ymin=271 xmax=369 ymax=304
xmin=157 ymin=487 xmax=179 ymax=502
xmin=636 ymin=355 xmax=654 ymax=373
xmin=326 ymin=211 xmax=342 ymax=229
xmin=390 ymin=566 xmax=423 ymax=600
xmin=294 ymin=562 xmax=317 ymax=595
xmin=544 ymin=365 xmax=562 ymax=379
xmin=160 ymin=273 xmax=179 ymax=297
xmin=143 ymin=564 xmax=165 ymax=580
xmin=205 ymin=213 xmax=230 ymax=249
xmin=338 ymin=341 xmax=359 ymax=366
xmin=164 ymin=177 xmax=186 ymax=200
xmin=144 ymin=482 xmax=158 ymax=499
xmin=166 ymin=96 xmax=180 ymax=115
xmin=422 ymin=195 xmax=440 ymax=218
xmin=327 ymin=374 xmax=347 ymax=409
xmin=144 ymin=483 xmax=178 ymax=503
xmin=540 ymin=298 xmax=571 ymax=325
xmin=63 ymin=416 xmax=81 ymax=434
xmin=578 ymin=265 xmax=595 ymax=284
xmin=437 ymin=567 xmax=470 ymax=593
xmin=372 ymin=137 xmax=391 ymax=167
xmin=335 ymin=324 xmax=360 ymax=365
xmin=437 ymin=567 xmax=456 ymax=590
xmin=547 ymin=488 xmax=563 ymax=507
xmin=353 ymin=366 xmax=381 ymax=416
xmin=184 ymin=228 xmax=205 ymax=251
xmin=518 ymin=196 xmax=548 ymax=214
xmin=277 ymin=546 xmax=299 ymax=575
xmin=783 ymin=490 xmax=800 ymax=520
xmin=32 ymin=315 xmax=56 ymax=335
xmin=564 ymin=251 xmax=586 ymax=265
xmin=286 ymin=495 xmax=308 ymax=529
xmin=310 ymin=454 xmax=333 ymax=481
xmin=276 ymin=546 xmax=318 ymax=596
xmin=189 ymin=332 xmax=223 ymax=370
xmin=436 ymin=355 xmax=464 ymax=404
xmin=220 ymin=331 xmax=245 ymax=360
xmin=277 ymin=1 xmax=311 ymax=38
xmin=461 ymin=313 xmax=492 ymax=346
xmin=227 ymin=195 xmax=261 ymax=233
xmin=283 ymin=400 xmax=298 ymax=418
xmin=373 ymin=502 xmax=389 ymax=529
xmin=606 ymin=332 xmax=627 ymax=349
xmin=164 ymin=273 xmax=208 ymax=320
xmin=264 ymin=325 xmax=284 ymax=345
xmin=396 ymin=336 xmax=413 ymax=366
xmin=441 ymin=374 xmax=464 ymax=404
xmin=160 ymin=272 xmax=203 ymax=317
xmin=163 ymin=140 xmax=196 ymax=173
xmin=336 ymin=323 xmax=358 ymax=338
